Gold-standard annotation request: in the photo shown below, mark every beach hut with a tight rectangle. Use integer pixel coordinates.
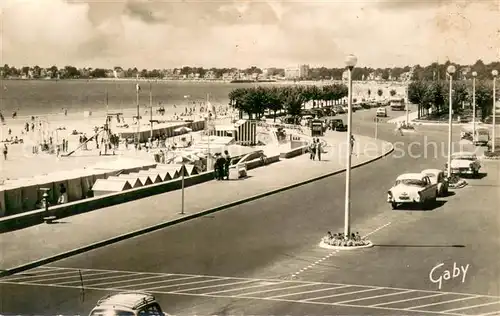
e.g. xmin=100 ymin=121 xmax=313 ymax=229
xmin=20 ymin=178 xmax=44 ymax=212
xmin=183 ymin=164 xmax=199 ymax=176
xmin=118 ymin=173 xmax=153 ymax=186
xmin=3 ymin=184 xmax=23 ymax=216
xmin=153 ymin=165 xmax=181 ymax=179
xmin=146 ymin=170 xmax=172 ymax=182
xmin=106 ymin=176 xmax=143 ymax=188
xmin=92 ymin=179 xmax=132 ymax=197
xmin=136 ymin=171 xmax=163 ymax=183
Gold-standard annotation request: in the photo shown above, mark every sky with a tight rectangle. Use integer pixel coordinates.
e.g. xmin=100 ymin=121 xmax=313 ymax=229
xmin=0 ymin=0 xmax=499 ymax=69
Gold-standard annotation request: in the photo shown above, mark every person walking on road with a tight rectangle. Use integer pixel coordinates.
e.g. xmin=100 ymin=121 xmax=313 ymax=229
xmin=224 ymin=150 xmax=231 ymax=180
xmin=395 ymin=121 xmax=404 ymax=136
xmin=3 ymin=144 xmax=7 ymax=160
xmin=350 ymin=135 xmax=355 ymax=156
xmin=316 ymin=138 xmax=323 ymax=161
xmin=309 ymin=138 xmax=317 ymax=160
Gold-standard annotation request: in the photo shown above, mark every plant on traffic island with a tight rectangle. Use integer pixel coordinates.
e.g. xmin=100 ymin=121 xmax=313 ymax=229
xmin=484 ymin=150 xmax=500 ymax=158
xmin=322 ymin=231 xmax=370 ymax=247
xmin=447 ymin=174 xmax=467 ymax=188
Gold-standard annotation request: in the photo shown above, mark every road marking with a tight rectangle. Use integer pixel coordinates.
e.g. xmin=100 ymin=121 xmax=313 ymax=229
xmin=115 ymin=276 xmax=201 ymax=289
xmin=478 ymin=310 xmax=500 ymax=316
xmin=2 ymin=269 xmax=81 ymax=281
xmin=237 ymin=283 xmax=315 ymax=297
xmin=89 ymin=274 xmax=170 ymax=287
xmin=443 ymin=300 xmax=500 ymax=313
xmin=370 ymin=293 xmax=446 ymax=307
xmin=302 ymin=287 xmax=383 ymax=301
xmin=362 ymin=222 xmax=392 ymax=238
xmin=56 ymin=272 xmax=139 ymax=285
xmin=269 ymin=286 xmax=350 ymax=299
xmin=140 ymin=277 xmax=230 ymax=291
xmin=29 ymin=270 xmax=112 ymax=283
xmin=204 ymin=281 xmax=287 ymax=295
xmin=336 ymin=289 xmax=414 ymax=304
xmin=171 ymin=280 xmax=256 ymax=293
xmin=406 ymin=295 xmax=480 ymax=310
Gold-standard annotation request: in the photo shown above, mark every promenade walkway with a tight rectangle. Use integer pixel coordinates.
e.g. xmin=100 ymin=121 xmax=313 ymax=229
xmin=0 ymin=131 xmax=392 ymax=272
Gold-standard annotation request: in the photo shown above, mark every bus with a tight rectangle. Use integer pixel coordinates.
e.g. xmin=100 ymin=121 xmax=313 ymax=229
xmin=390 ymin=98 xmax=406 ymax=111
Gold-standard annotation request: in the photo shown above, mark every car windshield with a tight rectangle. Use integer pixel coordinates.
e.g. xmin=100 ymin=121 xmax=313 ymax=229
xmin=395 ymin=179 xmax=425 ymax=186
xmin=454 ymin=156 xmax=475 ymax=160
xmin=90 ymin=309 xmax=134 ymax=316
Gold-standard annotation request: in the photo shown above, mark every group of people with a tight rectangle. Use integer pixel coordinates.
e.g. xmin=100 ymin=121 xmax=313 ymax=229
xmin=213 ymin=150 xmax=231 ymax=180
xmin=309 ymin=138 xmax=325 ymax=161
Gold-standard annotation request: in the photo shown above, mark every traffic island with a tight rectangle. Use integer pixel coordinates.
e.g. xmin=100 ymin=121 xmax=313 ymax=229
xmin=319 ymin=232 xmax=373 ymax=250
xmin=483 ymin=150 xmax=500 ymax=160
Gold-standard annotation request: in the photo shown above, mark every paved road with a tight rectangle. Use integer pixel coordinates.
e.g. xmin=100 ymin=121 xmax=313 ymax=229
xmin=1 ymin=107 xmax=499 ymax=316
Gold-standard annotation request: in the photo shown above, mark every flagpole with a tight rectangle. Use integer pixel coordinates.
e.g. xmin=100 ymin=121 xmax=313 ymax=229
xmin=136 ymin=75 xmax=140 ymax=148
xmin=207 ymin=93 xmax=211 ymax=171
xmin=149 ymin=81 xmax=153 ymax=139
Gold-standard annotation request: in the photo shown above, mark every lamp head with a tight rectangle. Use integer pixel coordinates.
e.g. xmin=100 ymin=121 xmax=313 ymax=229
xmin=472 ymin=71 xmax=477 ymax=77
xmin=447 ymin=65 xmax=456 ymax=75
xmin=493 ymin=69 xmax=499 ymax=77
xmin=345 ymin=54 xmax=357 ymax=69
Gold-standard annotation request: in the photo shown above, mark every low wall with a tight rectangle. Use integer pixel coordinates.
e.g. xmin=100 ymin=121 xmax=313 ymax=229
xmin=0 ymin=171 xmax=214 ymax=232
xmin=280 ymin=145 xmax=309 ymax=159
xmin=245 ymin=154 xmax=280 ymax=170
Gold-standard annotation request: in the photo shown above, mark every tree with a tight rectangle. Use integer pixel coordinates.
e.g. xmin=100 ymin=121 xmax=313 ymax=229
xmin=425 ymin=82 xmax=446 ymax=115
xmin=390 ymin=89 xmax=397 ymax=97
xmin=265 ymin=87 xmax=283 ymax=122
xmin=408 ymin=81 xmax=428 ymax=119
xmin=449 ymin=82 xmax=469 ymax=114
xmin=475 ymin=83 xmax=493 ymax=121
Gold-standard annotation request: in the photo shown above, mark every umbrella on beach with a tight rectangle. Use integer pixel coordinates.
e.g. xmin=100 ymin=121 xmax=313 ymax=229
xmin=174 ymin=126 xmax=192 ymax=133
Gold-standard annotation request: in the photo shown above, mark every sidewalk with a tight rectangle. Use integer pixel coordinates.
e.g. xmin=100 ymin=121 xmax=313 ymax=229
xmin=0 ymin=132 xmax=392 ymax=272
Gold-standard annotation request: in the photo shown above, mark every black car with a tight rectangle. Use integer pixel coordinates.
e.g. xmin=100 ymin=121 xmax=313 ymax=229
xmin=329 ymin=119 xmax=347 ymax=131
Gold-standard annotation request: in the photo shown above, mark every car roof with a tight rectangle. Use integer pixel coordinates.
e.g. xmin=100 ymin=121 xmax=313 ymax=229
xmin=95 ymin=292 xmax=156 ymax=310
xmin=396 ymin=173 xmax=424 ymax=180
xmin=377 ymin=107 xmax=386 ymax=110
xmin=421 ymin=169 xmax=442 ymax=175
xmin=452 ymin=151 xmax=476 ymax=157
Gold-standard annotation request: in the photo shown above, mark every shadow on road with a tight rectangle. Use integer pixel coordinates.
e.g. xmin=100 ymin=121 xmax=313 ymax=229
xmin=442 ymin=191 xmax=456 ymax=197
xmin=460 ymin=172 xmax=488 ymax=179
xmin=374 ymin=244 xmax=466 ymax=248
xmin=396 ymin=200 xmax=447 ymax=211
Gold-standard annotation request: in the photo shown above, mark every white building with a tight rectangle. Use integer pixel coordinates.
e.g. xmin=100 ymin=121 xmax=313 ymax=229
xmin=285 ymin=64 xmax=310 ymax=79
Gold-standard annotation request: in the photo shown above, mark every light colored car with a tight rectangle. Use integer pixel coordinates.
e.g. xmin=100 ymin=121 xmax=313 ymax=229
xmin=376 ymin=107 xmax=387 ymax=117
xmin=89 ymin=292 xmax=169 ymax=316
xmin=446 ymin=151 xmax=481 ymax=176
xmin=387 ymin=173 xmax=438 ymax=209
xmin=421 ymin=169 xmax=449 ymax=196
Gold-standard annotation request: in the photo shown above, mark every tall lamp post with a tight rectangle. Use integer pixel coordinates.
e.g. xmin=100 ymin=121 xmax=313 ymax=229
xmin=446 ymin=65 xmax=456 ymax=177
xmin=492 ymin=69 xmax=498 ymax=151
xmin=344 ymin=54 xmax=357 ymax=239
xmin=472 ymin=71 xmax=477 ymax=142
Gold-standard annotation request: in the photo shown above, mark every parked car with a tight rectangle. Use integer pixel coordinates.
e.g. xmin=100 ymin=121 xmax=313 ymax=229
xmin=446 ymin=152 xmax=481 ymax=176
xmin=376 ymin=107 xmax=387 ymax=117
xmin=89 ymin=292 xmax=169 ymax=316
xmin=486 ymin=137 xmax=500 ymax=152
xmin=387 ymin=173 xmax=438 ymax=209
xmin=341 ymin=105 xmax=356 ymax=113
xmin=329 ymin=119 xmax=347 ymax=131
xmin=333 ymin=106 xmax=345 ymax=114
xmin=421 ymin=169 xmax=449 ymax=196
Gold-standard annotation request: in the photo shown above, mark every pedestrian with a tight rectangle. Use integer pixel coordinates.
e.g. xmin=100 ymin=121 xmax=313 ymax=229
xmin=309 ymin=139 xmax=316 ymax=160
xmin=57 ymin=183 xmax=67 ymax=204
xmin=316 ymin=139 xmax=322 ymax=161
xmin=350 ymin=135 xmax=355 ymax=155
xmin=224 ymin=150 xmax=231 ymax=180
xmin=3 ymin=144 xmax=7 ymax=160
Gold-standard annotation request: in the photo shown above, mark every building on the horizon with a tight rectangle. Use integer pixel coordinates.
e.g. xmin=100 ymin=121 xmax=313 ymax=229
xmin=285 ymin=64 xmax=310 ymax=80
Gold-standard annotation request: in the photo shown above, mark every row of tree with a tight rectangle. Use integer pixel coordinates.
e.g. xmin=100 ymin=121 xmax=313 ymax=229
xmin=228 ymin=84 xmax=348 ymax=120
xmin=408 ymin=79 xmax=497 ymax=120
xmin=1 ymin=60 xmax=499 ymax=81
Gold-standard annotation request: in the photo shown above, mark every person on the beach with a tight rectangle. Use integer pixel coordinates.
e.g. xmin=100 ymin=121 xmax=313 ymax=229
xmin=3 ymin=144 xmax=7 ymax=160
xmin=57 ymin=183 xmax=67 ymax=204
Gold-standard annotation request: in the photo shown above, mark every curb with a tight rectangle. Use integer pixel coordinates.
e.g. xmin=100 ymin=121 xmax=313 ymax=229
xmin=0 ymin=142 xmax=394 ymax=278
xmin=319 ymin=241 xmax=374 ymax=250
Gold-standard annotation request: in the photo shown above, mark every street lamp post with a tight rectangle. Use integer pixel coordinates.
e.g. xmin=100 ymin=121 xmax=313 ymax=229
xmin=472 ymin=71 xmax=477 ymax=142
xmin=446 ymin=65 xmax=456 ymax=177
xmin=492 ymin=70 xmax=498 ymax=151
xmin=344 ymin=54 xmax=357 ymax=239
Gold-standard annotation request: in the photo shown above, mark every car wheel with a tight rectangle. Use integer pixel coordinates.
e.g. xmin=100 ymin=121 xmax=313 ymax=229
xmin=391 ymin=202 xmax=398 ymax=210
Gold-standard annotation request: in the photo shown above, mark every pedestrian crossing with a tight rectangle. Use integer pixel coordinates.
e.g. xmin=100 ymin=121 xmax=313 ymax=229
xmin=1 ymin=266 xmax=500 ymax=316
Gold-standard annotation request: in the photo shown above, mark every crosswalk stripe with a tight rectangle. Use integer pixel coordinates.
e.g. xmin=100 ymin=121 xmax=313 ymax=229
xmin=56 ymin=272 xmax=140 ymax=285
xmin=3 ymin=269 xmax=80 ymax=281
xmin=443 ymin=300 xmax=500 ymax=313
xmin=89 ymin=274 xmax=171 ymax=287
xmin=269 ymin=286 xmax=350 ymax=299
xmin=172 ymin=280 xmax=256 ymax=293
xmin=204 ymin=281 xmax=287 ymax=295
xmin=478 ymin=310 xmax=500 ymax=316
xmin=336 ymin=290 xmax=415 ymax=304
xmin=302 ymin=287 xmax=383 ymax=302
xmin=370 ymin=293 xmax=446 ymax=307
xmin=406 ymin=296 xmax=481 ymax=310
xmin=237 ymin=283 xmax=316 ymax=297
xmin=117 ymin=276 xmax=201 ymax=289
xmin=30 ymin=271 xmax=111 ymax=283
xmin=140 ymin=277 xmax=229 ymax=291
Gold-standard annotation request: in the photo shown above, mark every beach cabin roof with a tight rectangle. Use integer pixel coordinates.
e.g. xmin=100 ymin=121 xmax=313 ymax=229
xmin=153 ymin=165 xmax=182 ymax=178
xmin=92 ymin=179 xmax=132 ymax=192
xmin=136 ymin=171 xmax=163 ymax=183
xmin=118 ymin=174 xmax=153 ymax=186
xmin=107 ymin=176 xmax=142 ymax=188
